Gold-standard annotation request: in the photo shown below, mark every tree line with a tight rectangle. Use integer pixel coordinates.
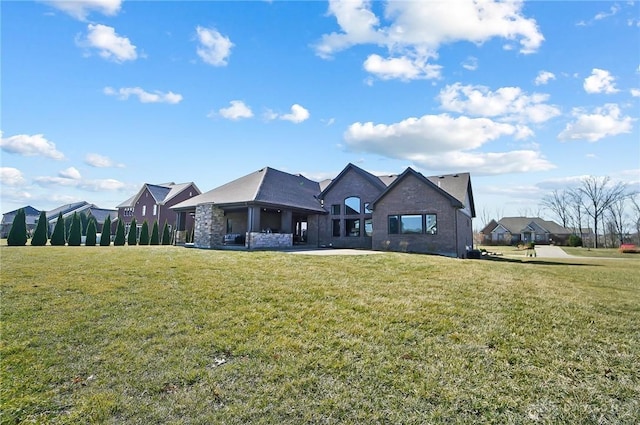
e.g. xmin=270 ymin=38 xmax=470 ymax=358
xmin=540 ymin=175 xmax=639 ymax=248
xmin=6 ymin=210 xmax=174 ymax=247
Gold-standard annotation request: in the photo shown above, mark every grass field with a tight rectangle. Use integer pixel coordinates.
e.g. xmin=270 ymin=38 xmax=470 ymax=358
xmin=1 ymin=246 xmax=639 ymax=424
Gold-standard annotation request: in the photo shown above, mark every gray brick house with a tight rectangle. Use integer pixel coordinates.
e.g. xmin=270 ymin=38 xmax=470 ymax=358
xmin=171 ymin=163 xmax=476 ymax=257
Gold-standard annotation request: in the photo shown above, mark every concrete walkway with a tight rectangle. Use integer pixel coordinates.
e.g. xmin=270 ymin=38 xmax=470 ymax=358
xmin=533 ymin=245 xmax=576 ymax=258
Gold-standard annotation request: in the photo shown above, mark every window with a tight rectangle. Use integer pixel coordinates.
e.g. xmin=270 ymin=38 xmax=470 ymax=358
xmin=346 ymin=219 xmax=360 ymax=237
xmin=401 ymin=215 xmax=423 ymax=234
xmin=426 ymin=214 xmax=437 ymax=234
xmin=345 ymin=197 xmax=360 ymax=215
xmin=142 ymin=205 xmax=146 ymax=216
xmin=364 ymin=202 xmax=373 ymax=214
xmin=227 ymin=219 xmax=233 ymax=233
xmin=364 ymin=218 xmax=373 ymax=237
xmin=388 ymin=214 xmax=437 ymax=235
xmin=153 ymin=205 xmax=157 ymax=216
xmin=388 ymin=215 xmax=400 ymax=234
xmin=332 ymin=219 xmax=341 ymax=237
xmin=331 ymin=204 xmax=340 ymax=215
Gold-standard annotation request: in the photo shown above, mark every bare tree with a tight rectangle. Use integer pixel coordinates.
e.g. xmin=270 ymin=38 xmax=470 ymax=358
xmin=568 ymin=188 xmax=585 ymax=236
xmin=578 ymin=176 xmax=627 ymax=248
xmin=541 ymin=189 xmax=571 ymax=228
xmin=630 ymin=193 xmax=640 ymax=245
xmin=607 ymin=197 xmax=628 ymax=247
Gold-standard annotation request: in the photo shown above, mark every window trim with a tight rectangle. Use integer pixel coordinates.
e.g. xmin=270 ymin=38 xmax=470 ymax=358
xmin=388 ymin=214 xmax=437 ymax=235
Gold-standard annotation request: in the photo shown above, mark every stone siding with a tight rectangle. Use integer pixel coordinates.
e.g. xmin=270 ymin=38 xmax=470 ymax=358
xmin=194 ymin=204 xmax=225 ymax=248
xmin=247 ymin=232 xmax=292 ymax=249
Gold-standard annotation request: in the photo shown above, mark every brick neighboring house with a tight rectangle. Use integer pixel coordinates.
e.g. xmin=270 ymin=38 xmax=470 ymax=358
xmin=172 ymin=163 xmax=476 ymax=257
xmin=1 ymin=206 xmax=41 ymax=238
xmin=480 ymin=217 xmax=575 ymax=245
xmin=117 ymin=182 xmax=201 ymax=242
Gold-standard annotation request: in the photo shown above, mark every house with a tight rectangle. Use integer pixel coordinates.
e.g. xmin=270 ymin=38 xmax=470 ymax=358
xmin=480 ymin=217 xmax=573 ymax=245
xmin=117 ymin=182 xmax=201 ymax=243
xmin=1 ymin=206 xmax=41 ymax=238
xmin=46 ymin=202 xmax=118 ymax=234
xmin=171 ymin=163 xmax=476 ymax=257
xmin=171 ymin=168 xmax=325 ymax=249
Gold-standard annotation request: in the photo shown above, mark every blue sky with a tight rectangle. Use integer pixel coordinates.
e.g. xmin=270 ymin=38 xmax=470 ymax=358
xmin=2 ymin=0 xmax=639 ymax=226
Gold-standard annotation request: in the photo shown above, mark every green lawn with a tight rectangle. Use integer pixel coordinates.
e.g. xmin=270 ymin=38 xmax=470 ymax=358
xmin=562 ymin=246 xmax=639 ymax=259
xmin=1 ymin=246 xmax=639 ymax=424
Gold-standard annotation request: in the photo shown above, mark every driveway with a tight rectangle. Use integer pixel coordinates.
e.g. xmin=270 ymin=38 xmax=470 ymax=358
xmin=534 ymin=245 xmax=576 ymax=258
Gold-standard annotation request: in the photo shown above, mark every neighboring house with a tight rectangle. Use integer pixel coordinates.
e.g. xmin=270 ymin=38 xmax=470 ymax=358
xmin=172 ymin=163 xmax=476 ymax=257
xmin=46 ymin=202 xmax=117 ymax=234
xmin=1 ymin=206 xmax=41 ymax=238
xmin=480 ymin=217 xmax=574 ymax=245
xmin=117 ymin=182 xmax=201 ymax=243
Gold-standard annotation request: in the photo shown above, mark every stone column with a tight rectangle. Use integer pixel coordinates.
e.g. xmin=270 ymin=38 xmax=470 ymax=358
xmin=194 ymin=204 xmax=225 ymax=248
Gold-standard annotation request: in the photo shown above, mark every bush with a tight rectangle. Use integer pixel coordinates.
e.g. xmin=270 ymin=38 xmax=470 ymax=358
xmin=568 ymin=234 xmax=583 ymax=247
xmin=161 ymin=221 xmax=171 ymax=245
xmin=139 ymin=220 xmax=150 ymax=245
xmin=150 ymin=221 xmax=160 ymax=245
xmin=50 ymin=212 xmax=66 ymax=246
xmin=100 ymin=216 xmax=112 ymax=246
xmin=86 ymin=218 xmax=97 ymax=246
xmin=67 ymin=212 xmax=82 ymax=246
xmin=114 ymin=220 xmax=126 ymax=246
xmin=31 ymin=211 xmax=49 ymax=246
xmin=128 ymin=218 xmax=138 ymax=246
xmin=7 ymin=208 xmax=27 ymax=246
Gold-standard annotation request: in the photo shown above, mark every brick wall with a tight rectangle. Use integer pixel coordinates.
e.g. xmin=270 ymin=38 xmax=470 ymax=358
xmin=372 ymin=173 xmax=460 ymax=256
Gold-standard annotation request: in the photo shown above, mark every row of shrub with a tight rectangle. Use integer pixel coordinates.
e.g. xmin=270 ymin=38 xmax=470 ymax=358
xmin=6 ymin=208 xmax=172 ymax=247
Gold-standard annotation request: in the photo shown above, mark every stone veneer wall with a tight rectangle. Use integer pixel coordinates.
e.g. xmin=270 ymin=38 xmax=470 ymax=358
xmin=194 ymin=204 xmax=225 ymax=248
xmin=246 ymin=232 xmax=292 ymax=249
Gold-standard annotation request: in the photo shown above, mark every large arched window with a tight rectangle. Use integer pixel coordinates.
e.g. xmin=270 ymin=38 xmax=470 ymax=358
xmin=344 ymin=196 xmax=360 ymax=215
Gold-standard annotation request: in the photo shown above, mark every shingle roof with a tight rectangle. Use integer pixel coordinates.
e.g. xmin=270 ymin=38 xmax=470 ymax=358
xmin=172 ymin=167 xmax=325 ymax=213
xmin=372 ymin=167 xmax=465 ymax=209
xmin=320 ymin=163 xmax=388 ymax=197
xmin=496 ymin=217 xmax=571 ymax=235
xmin=427 ymin=172 xmax=475 ymax=217
xmin=46 ymin=201 xmax=90 ymax=220
xmin=117 ymin=182 xmax=199 ymax=208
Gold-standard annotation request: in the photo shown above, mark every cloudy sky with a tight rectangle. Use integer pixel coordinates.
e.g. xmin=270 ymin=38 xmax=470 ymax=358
xmin=2 ymin=0 xmax=639 ymax=225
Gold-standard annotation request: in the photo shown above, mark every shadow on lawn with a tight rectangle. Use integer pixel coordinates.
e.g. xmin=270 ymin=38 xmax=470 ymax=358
xmin=483 ymin=255 xmax=596 ymax=267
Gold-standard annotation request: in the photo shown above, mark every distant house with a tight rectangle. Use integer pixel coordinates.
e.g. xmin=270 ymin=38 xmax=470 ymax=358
xmin=46 ymin=202 xmax=117 ymax=234
xmin=172 ymin=163 xmax=476 ymax=257
xmin=117 ymin=182 xmax=201 ymax=242
xmin=1 ymin=206 xmax=41 ymax=238
xmin=480 ymin=217 xmax=574 ymax=245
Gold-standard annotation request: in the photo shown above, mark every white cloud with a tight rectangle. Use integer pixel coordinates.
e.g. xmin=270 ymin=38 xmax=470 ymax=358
xmin=417 ymin=150 xmax=554 ymax=175
xmin=584 ymin=68 xmax=619 ymax=94
xmin=103 ymin=86 xmax=183 ymax=104
xmin=558 ymin=104 xmax=634 ymax=142
xmin=217 ymin=100 xmax=254 ymax=120
xmin=84 ymin=153 xmax=124 ymax=168
xmin=534 ymin=70 xmax=556 ymax=85
xmin=461 ymin=56 xmax=478 ymax=71
xmin=315 ymin=0 xmax=543 ymax=81
xmin=195 ymin=26 xmax=233 ymax=66
xmin=34 ymin=175 xmax=126 ymax=191
xmin=438 ymin=83 xmax=561 ymax=124
xmin=631 ymin=88 xmax=640 ymax=97
xmin=0 ymin=133 xmax=65 ymax=160
xmin=343 ymin=113 xmax=553 ymax=174
xmin=42 ymin=0 xmax=122 ymax=21
xmin=594 ymin=4 xmax=620 ymax=20
xmin=59 ymin=167 xmax=81 ymax=180
xmin=77 ymin=24 xmax=137 ymax=63
xmin=363 ymin=54 xmax=441 ymax=80
xmin=267 ymin=104 xmax=310 ymax=123
xmin=0 ymin=167 xmax=26 ymax=186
